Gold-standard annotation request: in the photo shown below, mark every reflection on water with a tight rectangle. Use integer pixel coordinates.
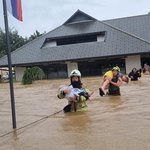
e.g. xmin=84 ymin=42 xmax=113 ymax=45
xmin=0 ymin=75 xmax=150 ymax=150
xmin=59 ymin=112 xmax=91 ymax=149
xmin=61 ymin=112 xmax=90 ymax=131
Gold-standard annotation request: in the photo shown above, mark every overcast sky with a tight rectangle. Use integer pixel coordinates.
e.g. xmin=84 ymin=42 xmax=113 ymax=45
xmin=0 ymin=0 xmax=150 ymax=37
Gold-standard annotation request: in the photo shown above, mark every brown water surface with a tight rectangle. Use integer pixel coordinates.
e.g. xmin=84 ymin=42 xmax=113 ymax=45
xmin=1 ymin=75 xmax=150 ymax=150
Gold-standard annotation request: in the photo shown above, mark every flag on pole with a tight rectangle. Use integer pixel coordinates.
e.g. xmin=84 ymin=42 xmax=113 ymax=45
xmin=6 ymin=0 xmax=23 ymax=21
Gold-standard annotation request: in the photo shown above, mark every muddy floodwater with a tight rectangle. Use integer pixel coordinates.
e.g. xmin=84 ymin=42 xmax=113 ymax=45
xmin=1 ymin=75 xmax=150 ymax=150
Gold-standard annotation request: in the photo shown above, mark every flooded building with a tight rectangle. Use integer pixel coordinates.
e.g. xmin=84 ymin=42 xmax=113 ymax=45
xmin=0 ymin=10 xmax=150 ymax=81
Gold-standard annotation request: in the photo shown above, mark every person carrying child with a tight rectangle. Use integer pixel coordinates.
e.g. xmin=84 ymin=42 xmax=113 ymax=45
xmin=57 ymin=69 xmax=93 ymax=112
xmin=99 ymin=66 xmax=128 ymax=96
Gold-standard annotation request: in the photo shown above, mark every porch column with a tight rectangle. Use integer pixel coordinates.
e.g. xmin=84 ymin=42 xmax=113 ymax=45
xmin=66 ymin=62 xmax=78 ymax=77
xmin=125 ymin=55 xmax=141 ymax=74
xmin=15 ymin=67 xmax=26 ymax=81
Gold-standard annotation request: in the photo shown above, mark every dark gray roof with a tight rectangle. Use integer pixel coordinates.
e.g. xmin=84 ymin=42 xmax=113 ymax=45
xmin=104 ymin=14 xmax=150 ymax=42
xmin=0 ymin=10 xmax=150 ymax=67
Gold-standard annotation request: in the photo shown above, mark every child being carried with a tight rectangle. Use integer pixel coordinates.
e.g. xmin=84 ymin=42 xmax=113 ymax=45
xmin=59 ymin=85 xmax=94 ymax=102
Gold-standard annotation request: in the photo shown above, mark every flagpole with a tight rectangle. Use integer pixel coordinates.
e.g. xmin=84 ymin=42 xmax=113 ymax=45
xmin=2 ymin=0 xmax=16 ymax=129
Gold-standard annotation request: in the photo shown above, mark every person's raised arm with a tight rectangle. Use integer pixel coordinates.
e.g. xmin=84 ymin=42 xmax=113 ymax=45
xmin=110 ymin=78 xmax=122 ymax=87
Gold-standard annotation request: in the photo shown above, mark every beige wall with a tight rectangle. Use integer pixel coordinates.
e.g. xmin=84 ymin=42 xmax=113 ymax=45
xmin=66 ymin=62 xmax=78 ymax=77
xmin=15 ymin=67 xmax=26 ymax=81
xmin=14 ymin=55 xmax=142 ymax=80
xmin=125 ymin=55 xmax=141 ymax=74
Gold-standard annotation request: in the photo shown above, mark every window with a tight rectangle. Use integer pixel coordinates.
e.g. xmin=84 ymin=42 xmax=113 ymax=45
xmin=42 ymin=32 xmax=106 ymax=48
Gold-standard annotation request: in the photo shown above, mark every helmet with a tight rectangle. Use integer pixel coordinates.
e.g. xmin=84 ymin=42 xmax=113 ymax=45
xmin=112 ymin=66 xmax=120 ymax=72
xmin=70 ymin=69 xmax=81 ymax=78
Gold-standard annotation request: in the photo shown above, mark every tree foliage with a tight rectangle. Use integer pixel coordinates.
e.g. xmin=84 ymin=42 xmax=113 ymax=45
xmin=28 ymin=30 xmax=44 ymax=42
xmin=31 ymin=66 xmax=45 ymax=80
xmin=0 ymin=28 xmax=45 ymax=58
xmin=22 ymin=66 xmax=45 ymax=85
xmin=22 ymin=68 xmax=33 ymax=84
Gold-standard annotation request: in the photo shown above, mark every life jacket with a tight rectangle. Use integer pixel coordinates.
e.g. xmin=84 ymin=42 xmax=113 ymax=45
xmin=69 ymin=95 xmax=88 ymax=112
xmin=63 ymin=85 xmax=89 ymax=113
xmin=108 ymin=77 xmax=120 ymax=96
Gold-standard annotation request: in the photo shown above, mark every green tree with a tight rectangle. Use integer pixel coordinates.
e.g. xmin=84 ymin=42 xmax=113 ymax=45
xmin=28 ymin=30 xmax=45 ymax=42
xmin=0 ymin=28 xmax=7 ymax=58
xmin=22 ymin=67 xmax=45 ymax=85
xmin=0 ymin=28 xmax=45 ymax=58
xmin=22 ymin=68 xmax=33 ymax=84
xmin=31 ymin=66 xmax=45 ymax=80
xmin=9 ymin=30 xmax=28 ymax=51
xmin=0 ymin=28 xmax=28 ymax=58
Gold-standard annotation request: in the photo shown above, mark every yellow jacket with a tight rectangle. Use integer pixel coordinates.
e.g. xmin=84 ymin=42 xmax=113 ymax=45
xmin=57 ymin=84 xmax=89 ymax=112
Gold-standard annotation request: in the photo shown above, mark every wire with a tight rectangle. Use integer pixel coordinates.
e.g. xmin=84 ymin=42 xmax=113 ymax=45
xmin=0 ymin=109 xmax=63 ymax=138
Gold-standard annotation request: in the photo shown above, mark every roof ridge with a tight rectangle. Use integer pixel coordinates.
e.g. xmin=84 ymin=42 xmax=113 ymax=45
xmin=102 ymin=13 xmax=149 ymax=22
xmin=63 ymin=9 xmax=97 ymax=25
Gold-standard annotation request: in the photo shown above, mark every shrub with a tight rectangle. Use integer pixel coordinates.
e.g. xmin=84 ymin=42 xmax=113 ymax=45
xmin=22 ymin=67 xmax=45 ymax=85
